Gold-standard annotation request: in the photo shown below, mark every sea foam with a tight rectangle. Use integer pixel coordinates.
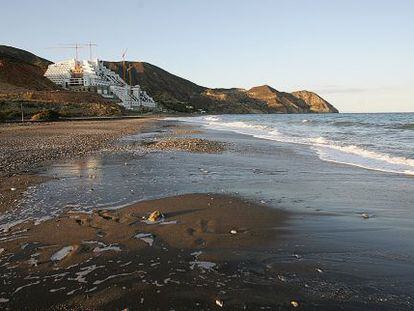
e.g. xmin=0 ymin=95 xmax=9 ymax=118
xmin=170 ymin=115 xmax=414 ymax=176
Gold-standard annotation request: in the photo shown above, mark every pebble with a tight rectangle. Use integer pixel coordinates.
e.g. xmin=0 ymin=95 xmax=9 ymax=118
xmin=147 ymin=138 xmax=226 ymax=153
xmin=10 ymin=187 xmax=17 ymax=191
xmin=361 ymin=213 xmax=370 ymax=219
xmin=230 ymin=229 xmax=238 ymax=235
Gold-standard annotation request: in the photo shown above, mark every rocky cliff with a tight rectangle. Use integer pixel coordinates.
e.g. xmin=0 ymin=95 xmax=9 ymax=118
xmin=291 ymin=90 xmax=339 ymax=113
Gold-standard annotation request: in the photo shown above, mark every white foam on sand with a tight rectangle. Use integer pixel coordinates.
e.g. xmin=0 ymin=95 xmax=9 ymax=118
xmin=49 ymin=287 xmax=66 ymax=293
xmin=135 ymin=233 xmax=154 ymax=246
xmin=70 ymin=264 xmax=105 ymax=283
xmin=93 ymin=272 xmax=134 ymax=285
xmin=189 ymin=261 xmax=216 ymax=271
xmin=93 ymin=244 xmax=122 ymax=253
xmin=51 ymin=246 xmax=74 ymax=261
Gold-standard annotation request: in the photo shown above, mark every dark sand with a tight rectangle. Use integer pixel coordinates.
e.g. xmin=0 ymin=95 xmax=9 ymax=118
xmin=0 ymin=194 xmax=290 ymax=310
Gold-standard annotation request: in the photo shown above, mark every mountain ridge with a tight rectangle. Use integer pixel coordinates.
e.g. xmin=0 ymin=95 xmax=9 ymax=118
xmin=0 ymin=45 xmax=338 ymax=113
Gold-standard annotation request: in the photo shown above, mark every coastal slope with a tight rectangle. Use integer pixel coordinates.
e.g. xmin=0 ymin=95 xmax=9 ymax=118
xmin=105 ymin=61 xmax=339 ymax=113
xmin=0 ymin=45 xmax=124 ymax=120
xmin=0 ymin=45 xmax=338 ymax=114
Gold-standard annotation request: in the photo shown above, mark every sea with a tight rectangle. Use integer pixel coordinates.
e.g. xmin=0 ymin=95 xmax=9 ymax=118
xmin=171 ymin=113 xmax=414 ymax=176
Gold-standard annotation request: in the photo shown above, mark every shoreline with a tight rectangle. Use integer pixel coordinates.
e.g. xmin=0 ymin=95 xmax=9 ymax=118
xmin=0 ymin=118 xmax=413 ymax=309
xmin=0 ymin=118 xmax=161 ymax=213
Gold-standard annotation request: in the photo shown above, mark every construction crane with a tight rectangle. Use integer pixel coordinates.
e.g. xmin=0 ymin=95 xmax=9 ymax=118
xmin=47 ymin=43 xmax=85 ymax=61
xmin=121 ymin=48 xmax=128 ymax=84
xmin=85 ymin=41 xmax=97 ymax=61
xmin=46 ymin=43 xmax=85 ymax=74
xmin=127 ymin=64 xmax=134 ymax=87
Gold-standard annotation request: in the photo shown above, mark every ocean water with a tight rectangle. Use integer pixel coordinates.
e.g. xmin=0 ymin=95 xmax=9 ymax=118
xmin=171 ymin=113 xmax=414 ymax=175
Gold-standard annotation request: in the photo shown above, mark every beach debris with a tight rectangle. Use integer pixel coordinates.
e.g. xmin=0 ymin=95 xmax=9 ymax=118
xmin=88 ymin=174 xmax=96 ymax=179
xmin=361 ymin=213 xmax=370 ymax=219
xmin=215 ymin=299 xmax=224 ymax=307
xmin=230 ymin=229 xmax=238 ymax=235
xmin=316 ymin=268 xmax=323 ymax=273
xmin=278 ymin=275 xmax=287 ymax=282
xmin=290 ymin=300 xmax=299 ymax=308
xmin=0 ymin=298 xmax=10 ymax=303
xmin=293 ymin=254 xmax=302 ymax=259
xmin=10 ymin=187 xmax=17 ymax=191
xmin=51 ymin=246 xmax=75 ymax=262
xmin=135 ymin=233 xmax=155 ymax=246
xmin=147 ymin=210 xmax=164 ymax=222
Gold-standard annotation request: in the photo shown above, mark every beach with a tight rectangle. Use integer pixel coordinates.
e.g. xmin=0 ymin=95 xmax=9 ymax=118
xmin=0 ymin=116 xmax=413 ymax=310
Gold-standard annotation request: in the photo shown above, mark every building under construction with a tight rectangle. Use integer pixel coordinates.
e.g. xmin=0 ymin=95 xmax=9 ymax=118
xmin=44 ymin=58 xmax=156 ymax=110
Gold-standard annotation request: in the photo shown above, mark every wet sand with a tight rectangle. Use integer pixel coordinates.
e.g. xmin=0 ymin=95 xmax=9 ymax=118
xmin=1 ymin=194 xmax=291 ymax=310
xmin=0 ymin=118 xmax=159 ymax=213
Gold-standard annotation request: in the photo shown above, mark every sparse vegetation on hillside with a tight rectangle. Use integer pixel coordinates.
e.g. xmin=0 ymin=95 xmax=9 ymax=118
xmin=0 ymin=101 xmax=125 ymax=122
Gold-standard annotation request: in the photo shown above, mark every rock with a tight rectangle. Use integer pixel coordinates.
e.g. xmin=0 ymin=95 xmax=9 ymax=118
xmin=230 ymin=229 xmax=238 ymax=234
xmin=215 ymin=299 xmax=224 ymax=307
xmin=361 ymin=213 xmax=370 ymax=219
xmin=148 ymin=210 xmax=164 ymax=222
xmin=10 ymin=187 xmax=17 ymax=191
xmin=290 ymin=300 xmax=299 ymax=308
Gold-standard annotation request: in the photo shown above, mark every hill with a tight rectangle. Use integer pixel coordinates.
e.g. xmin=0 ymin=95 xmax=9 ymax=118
xmin=0 ymin=45 xmax=338 ymax=115
xmin=0 ymin=46 xmax=124 ymax=121
xmin=104 ymin=61 xmax=338 ymax=113
xmin=0 ymin=45 xmax=56 ymax=91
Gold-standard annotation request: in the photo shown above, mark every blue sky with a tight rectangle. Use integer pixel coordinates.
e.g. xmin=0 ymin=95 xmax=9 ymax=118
xmin=2 ymin=0 xmax=413 ymax=112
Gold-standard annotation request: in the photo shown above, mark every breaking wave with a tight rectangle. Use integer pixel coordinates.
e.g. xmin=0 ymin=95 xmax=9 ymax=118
xmin=169 ymin=114 xmax=414 ymax=176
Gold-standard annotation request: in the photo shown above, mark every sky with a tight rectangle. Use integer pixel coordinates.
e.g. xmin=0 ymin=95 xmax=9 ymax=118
xmin=1 ymin=0 xmax=413 ymax=112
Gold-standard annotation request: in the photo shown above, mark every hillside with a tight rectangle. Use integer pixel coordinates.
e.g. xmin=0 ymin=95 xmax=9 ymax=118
xmin=0 ymin=45 xmax=338 ymax=114
xmin=0 ymin=46 xmax=124 ymax=121
xmin=104 ymin=61 xmax=338 ymax=113
xmin=0 ymin=45 xmax=119 ymax=105
xmin=0 ymin=45 xmax=56 ymax=91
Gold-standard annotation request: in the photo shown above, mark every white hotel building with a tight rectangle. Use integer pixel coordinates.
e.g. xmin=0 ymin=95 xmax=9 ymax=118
xmin=44 ymin=59 xmax=156 ymax=110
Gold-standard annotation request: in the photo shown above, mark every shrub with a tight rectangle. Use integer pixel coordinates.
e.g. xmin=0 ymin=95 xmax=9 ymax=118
xmin=31 ymin=110 xmax=60 ymax=121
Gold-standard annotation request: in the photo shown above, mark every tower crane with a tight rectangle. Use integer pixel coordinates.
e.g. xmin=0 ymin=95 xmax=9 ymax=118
xmin=121 ymin=48 xmax=128 ymax=84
